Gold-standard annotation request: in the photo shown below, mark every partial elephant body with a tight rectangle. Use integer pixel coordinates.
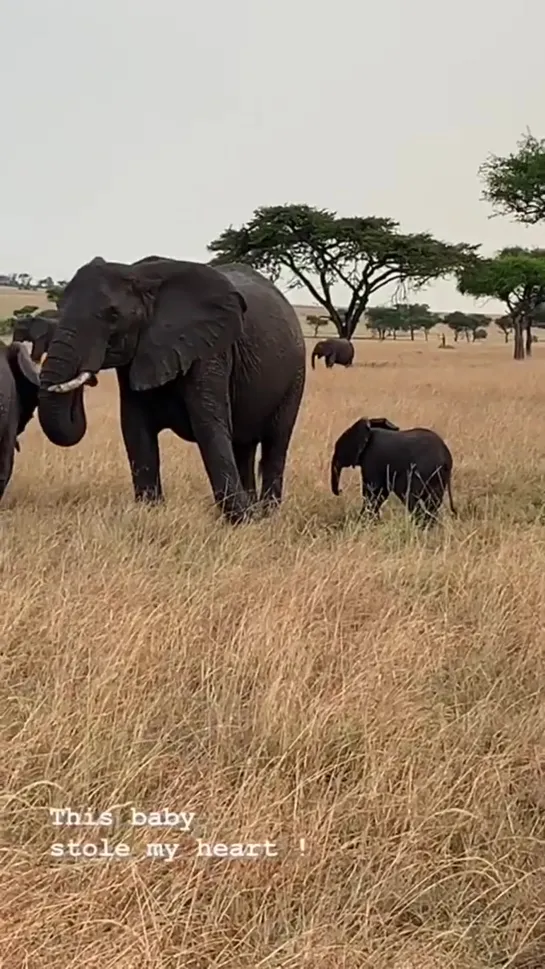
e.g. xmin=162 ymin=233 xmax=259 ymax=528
xmin=311 ymin=337 xmax=354 ymax=370
xmin=0 ymin=342 xmax=41 ymax=500
xmin=331 ymin=417 xmax=456 ymax=527
xmin=37 ymin=258 xmax=306 ymax=522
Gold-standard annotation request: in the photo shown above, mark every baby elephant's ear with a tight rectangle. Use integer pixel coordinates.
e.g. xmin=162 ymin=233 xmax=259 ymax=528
xmin=369 ymin=417 xmax=399 ymax=431
xmin=356 ymin=418 xmax=373 ymax=455
xmin=343 ymin=417 xmax=373 ymax=464
xmin=8 ymin=342 xmax=41 ymax=386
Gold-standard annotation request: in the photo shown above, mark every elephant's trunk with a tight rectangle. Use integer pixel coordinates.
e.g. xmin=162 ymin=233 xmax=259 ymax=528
xmin=38 ymin=320 xmax=106 ymax=447
xmin=331 ymin=456 xmax=343 ymax=495
xmin=38 ymin=380 xmax=87 ymax=447
xmin=311 ymin=348 xmax=318 ymax=370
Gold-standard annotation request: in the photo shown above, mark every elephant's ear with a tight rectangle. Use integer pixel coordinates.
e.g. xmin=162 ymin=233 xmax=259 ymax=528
xmin=8 ymin=341 xmax=41 ymax=386
xmin=352 ymin=418 xmax=373 ymax=462
xmin=128 ymin=262 xmax=246 ymax=391
xmin=335 ymin=418 xmax=372 ymax=467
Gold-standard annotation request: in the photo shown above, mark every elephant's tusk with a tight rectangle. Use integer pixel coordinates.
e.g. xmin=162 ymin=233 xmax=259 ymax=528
xmin=47 ymin=371 xmax=93 ymax=393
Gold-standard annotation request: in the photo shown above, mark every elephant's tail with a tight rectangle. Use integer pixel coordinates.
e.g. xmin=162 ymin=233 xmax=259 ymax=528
xmin=446 ymin=474 xmax=457 ymax=517
xmin=311 ymin=348 xmax=318 ymax=370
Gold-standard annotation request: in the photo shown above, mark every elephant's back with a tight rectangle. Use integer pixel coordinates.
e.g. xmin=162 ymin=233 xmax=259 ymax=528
xmin=216 ymin=263 xmax=305 ymax=353
xmin=401 ymin=429 xmax=453 ymax=470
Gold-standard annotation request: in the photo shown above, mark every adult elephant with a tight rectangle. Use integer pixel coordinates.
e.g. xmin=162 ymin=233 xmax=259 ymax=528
xmin=12 ymin=309 xmax=59 ymax=363
xmin=37 ymin=256 xmax=306 ymax=523
xmin=311 ymin=337 xmax=354 ymax=370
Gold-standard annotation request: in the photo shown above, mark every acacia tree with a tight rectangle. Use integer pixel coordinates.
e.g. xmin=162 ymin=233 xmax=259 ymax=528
xmin=457 ymin=248 xmax=545 ymax=359
xmin=46 ymin=281 xmax=67 ymax=308
xmin=207 ymin=204 xmax=478 ymax=338
xmin=443 ymin=312 xmax=490 ymax=342
xmin=365 ymin=306 xmax=401 ymax=340
xmin=417 ymin=311 xmax=440 ymax=342
xmin=396 ymin=302 xmax=439 ymax=341
xmin=306 ymin=314 xmax=330 ymax=337
xmin=495 ymin=315 xmax=514 ymax=342
xmin=444 ymin=312 xmax=470 ymax=342
xmin=366 ymin=302 xmax=439 ymax=341
xmin=480 ymin=131 xmax=545 ymax=225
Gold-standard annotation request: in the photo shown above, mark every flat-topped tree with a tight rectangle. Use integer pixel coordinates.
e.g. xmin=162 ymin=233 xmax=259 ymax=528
xmin=443 ymin=312 xmax=491 ymax=342
xmin=495 ymin=315 xmax=514 ymax=342
xmin=395 ymin=302 xmax=440 ymax=341
xmin=480 ymin=131 xmax=545 ymax=225
xmin=208 ymin=204 xmax=478 ymax=339
xmin=306 ymin=314 xmax=330 ymax=337
xmin=366 ymin=302 xmax=439 ymax=341
xmin=457 ymin=248 xmax=545 ymax=359
xmin=46 ymin=282 xmax=67 ymax=308
xmin=365 ymin=306 xmax=402 ymax=340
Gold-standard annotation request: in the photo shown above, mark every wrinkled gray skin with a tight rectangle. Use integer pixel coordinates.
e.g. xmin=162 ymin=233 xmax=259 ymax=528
xmin=0 ymin=341 xmax=41 ymax=500
xmin=12 ymin=309 xmax=59 ymax=363
xmin=38 ymin=256 xmax=306 ymax=523
xmin=331 ymin=417 xmax=457 ymax=527
xmin=311 ymin=337 xmax=354 ymax=370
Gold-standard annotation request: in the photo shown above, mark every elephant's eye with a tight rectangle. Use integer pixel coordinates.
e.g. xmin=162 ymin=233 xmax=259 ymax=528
xmin=104 ymin=307 xmax=120 ymax=324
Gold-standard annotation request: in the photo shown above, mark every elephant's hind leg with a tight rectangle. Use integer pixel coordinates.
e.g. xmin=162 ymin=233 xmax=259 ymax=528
xmin=184 ymin=360 xmax=254 ymax=525
xmin=259 ymin=376 xmax=304 ymax=512
xmin=406 ymin=476 xmax=445 ymax=528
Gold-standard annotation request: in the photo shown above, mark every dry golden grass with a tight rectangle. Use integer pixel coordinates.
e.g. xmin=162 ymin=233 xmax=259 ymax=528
xmin=2 ymin=339 xmax=545 ymax=968
xmin=0 ymin=286 xmax=53 ymax=318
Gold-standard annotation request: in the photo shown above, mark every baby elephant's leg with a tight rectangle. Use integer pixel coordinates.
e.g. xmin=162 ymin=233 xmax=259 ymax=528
xmin=361 ymin=477 xmax=388 ymax=519
xmin=407 ymin=473 xmax=445 ymax=528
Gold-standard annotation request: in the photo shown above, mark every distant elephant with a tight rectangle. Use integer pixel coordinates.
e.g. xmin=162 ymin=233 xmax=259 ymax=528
xmin=0 ymin=341 xmax=41 ymax=500
xmin=12 ymin=309 xmax=59 ymax=363
xmin=311 ymin=338 xmax=354 ymax=370
xmin=330 ymin=417 xmax=457 ymax=527
xmin=37 ymin=257 xmax=306 ymax=523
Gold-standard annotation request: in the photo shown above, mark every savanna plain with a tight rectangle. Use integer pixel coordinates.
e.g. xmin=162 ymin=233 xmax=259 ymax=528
xmin=2 ymin=327 xmax=545 ymax=969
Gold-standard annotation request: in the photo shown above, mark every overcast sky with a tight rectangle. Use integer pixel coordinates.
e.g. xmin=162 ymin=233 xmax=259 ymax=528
xmin=1 ymin=0 xmax=544 ymax=312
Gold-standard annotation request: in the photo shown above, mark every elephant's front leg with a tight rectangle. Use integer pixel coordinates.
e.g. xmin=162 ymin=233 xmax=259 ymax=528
xmin=185 ymin=361 xmax=254 ymax=525
xmin=117 ymin=372 xmax=163 ymax=503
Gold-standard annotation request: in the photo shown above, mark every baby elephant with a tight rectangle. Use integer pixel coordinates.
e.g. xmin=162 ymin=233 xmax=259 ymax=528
xmin=0 ymin=341 xmax=41 ymax=500
xmin=330 ymin=417 xmax=457 ymax=527
xmin=311 ymin=337 xmax=354 ymax=370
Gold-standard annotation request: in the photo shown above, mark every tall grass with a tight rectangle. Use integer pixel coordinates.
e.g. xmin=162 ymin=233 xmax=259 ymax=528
xmin=2 ymin=340 xmax=545 ymax=968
